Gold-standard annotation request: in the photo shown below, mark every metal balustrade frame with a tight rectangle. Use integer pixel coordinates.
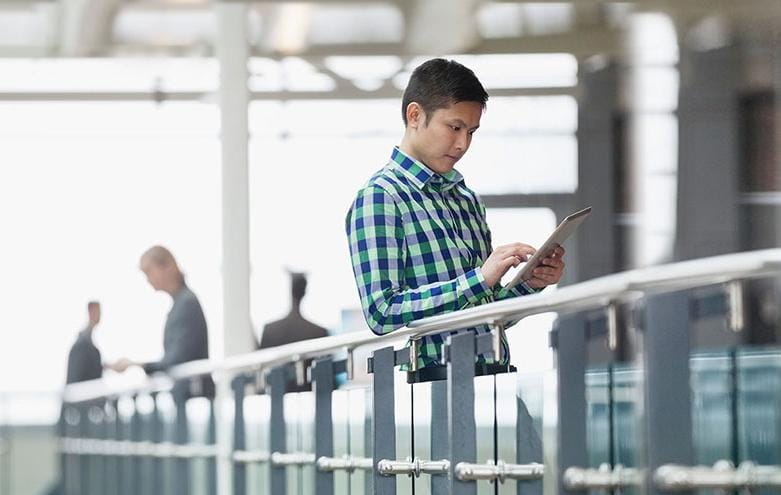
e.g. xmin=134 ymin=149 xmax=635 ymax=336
xmin=58 ymin=249 xmax=781 ymax=495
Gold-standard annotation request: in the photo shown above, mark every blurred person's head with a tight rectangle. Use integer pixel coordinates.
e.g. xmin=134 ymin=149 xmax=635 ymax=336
xmin=400 ymin=58 xmax=488 ymax=175
xmin=87 ymin=301 xmax=101 ymax=328
xmin=139 ymin=245 xmax=184 ymax=295
xmin=291 ymin=272 xmax=307 ymax=304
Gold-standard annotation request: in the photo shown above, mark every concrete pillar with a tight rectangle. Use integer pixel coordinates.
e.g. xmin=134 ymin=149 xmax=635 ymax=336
xmin=576 ymin=61 xmax=619 ymax=280
xmin=675 ymin=45 xmax=742 ymax=260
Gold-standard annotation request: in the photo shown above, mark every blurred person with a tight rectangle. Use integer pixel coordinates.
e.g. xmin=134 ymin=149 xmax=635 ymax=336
xmin=112 ymin=245 xmax=213 ymax=398
xmin=45 ymin=301 xmax=105 ymax=495
xmin=66 ymin=301 xmax=104 ymax=384
xmin=345 ymin=58 xmax=566 ymax=377
xmin=258 ymin=271 xmax=329 ymax=392
xmin=259 ymin=271 xmax=328 ymax=348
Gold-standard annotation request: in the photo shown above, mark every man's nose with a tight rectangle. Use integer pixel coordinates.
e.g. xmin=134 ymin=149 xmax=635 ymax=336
xmin=455 ymin=131 xmax=468 ymax=150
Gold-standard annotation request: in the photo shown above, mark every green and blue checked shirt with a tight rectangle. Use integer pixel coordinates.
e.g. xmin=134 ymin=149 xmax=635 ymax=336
xmin=346 ymin=147 xmax=539 ymax=370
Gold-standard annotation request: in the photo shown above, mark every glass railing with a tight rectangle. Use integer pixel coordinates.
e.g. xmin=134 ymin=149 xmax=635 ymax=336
xmin=50 ymin=249 xmax=781 ymax=495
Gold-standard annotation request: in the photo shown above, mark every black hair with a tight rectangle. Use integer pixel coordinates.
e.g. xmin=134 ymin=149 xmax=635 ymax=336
xmin=401 ymin=58 xmax=488 ymax=126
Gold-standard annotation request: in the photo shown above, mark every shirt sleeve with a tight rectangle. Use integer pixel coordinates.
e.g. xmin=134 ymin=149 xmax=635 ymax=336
xmin=346 ymin=185 xmax=494 ymax=335
xmin=477 ymin=200 xmax=544 ymax=302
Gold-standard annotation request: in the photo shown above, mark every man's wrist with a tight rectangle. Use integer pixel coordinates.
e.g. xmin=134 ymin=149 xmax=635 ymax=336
xmin=460 ymin=268 xmax=493 ymax=304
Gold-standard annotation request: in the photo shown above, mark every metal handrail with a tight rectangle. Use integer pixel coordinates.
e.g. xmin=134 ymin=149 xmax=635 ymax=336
xmin=62 ymin=249 xmax=781 ymax=403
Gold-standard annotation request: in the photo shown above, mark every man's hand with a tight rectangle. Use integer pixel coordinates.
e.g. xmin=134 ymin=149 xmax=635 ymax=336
xmin=526 ymin=245 xmax=566 ymax=289
xmin=107 ymin=358 xmax=134 ymax=373
xmin=481 ymin=242 xmax=537 ymax=287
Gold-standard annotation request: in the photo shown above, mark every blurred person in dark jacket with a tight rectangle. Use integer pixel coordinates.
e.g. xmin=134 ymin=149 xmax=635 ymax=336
xmin=66 ymin=301 xmax=104 ymax=384
xmin=45 ymin=301 xmax=105 ymax=495
xmin=258 ymin=271 xmax=329 ymax=391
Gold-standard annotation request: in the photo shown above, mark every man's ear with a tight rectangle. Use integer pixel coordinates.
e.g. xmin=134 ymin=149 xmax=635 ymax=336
xmin=406 ymin=102 xmax=424 ymax=129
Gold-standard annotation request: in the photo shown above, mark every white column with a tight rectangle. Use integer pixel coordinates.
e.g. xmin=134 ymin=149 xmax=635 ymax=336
xmin=216 ymin=3 xmax=254 ymax=357
xmin=215 ymin=5 xmax=253 ymax=494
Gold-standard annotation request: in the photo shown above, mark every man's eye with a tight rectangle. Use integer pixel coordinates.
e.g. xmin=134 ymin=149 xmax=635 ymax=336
xmin=451 ymin=125 xmax=461 ymax=131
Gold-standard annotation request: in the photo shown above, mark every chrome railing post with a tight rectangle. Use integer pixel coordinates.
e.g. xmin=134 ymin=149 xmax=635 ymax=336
xmin=371 ymin=346 xmax=397 ymax=495
xmin=446 ymin=331 xmax=477 ymax=495
xmin=553 ymin=314 xmax=588 ymax=495
xmin=643 ymin=291 xmax=695 ymax=495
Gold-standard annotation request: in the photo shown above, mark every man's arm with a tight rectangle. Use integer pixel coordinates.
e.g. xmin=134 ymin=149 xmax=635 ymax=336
xmin=347 ymin=186 xmax=495 ymax=335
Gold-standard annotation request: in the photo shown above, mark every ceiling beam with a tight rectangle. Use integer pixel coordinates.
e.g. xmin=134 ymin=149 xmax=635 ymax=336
xmin=0 ymin=85 xmax=576 ymax=102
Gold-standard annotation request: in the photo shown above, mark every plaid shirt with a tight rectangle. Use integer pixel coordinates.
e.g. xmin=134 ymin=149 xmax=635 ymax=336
xmin=346 ymin=147 xmax=538 ymax=370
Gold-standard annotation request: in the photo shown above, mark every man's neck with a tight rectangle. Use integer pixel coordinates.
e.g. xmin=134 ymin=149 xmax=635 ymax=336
xmin=165 ymin=280 xmax=185 ymax=297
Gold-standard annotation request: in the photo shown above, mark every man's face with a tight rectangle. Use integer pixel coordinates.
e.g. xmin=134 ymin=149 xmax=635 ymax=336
xmin=407 ymin=100 xmax=482 ymax=175
xmin=88 ymin=305 xmax=101 ymax=326
xmin=140 ymin=259 xmax=166 ymax=291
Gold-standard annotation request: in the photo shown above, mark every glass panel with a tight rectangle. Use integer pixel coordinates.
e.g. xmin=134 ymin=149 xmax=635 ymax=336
xmin=348 ymin=386 xmax=372 ymax=495
xmin=612 ymin=365 xmax=641 ymax=470
xmin=474 ymin=374 xmax=495 ymax=495
xmin=585 ymin=368 xmax=610 ymax=469
xmin=394 ymin=373 xmax=413 ymax=495
xmin=691 ymin=352 xmax=734 ymax=465
xmin=245 ymin=394 xmax=271 ymax=493
xmin=332 ymin=387 xmax=351 ymax=493
xmin=737 ymin=348 xmax=781 ymax=468
xmin=412 ymin=381 xmax=432 ymax=495
xmin=186 ymin=397 xmax=213 ymax=495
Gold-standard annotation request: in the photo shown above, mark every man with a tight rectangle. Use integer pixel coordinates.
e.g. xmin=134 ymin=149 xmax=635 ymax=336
xmin=66 ymin=301 xmax=104 ymax=384
xmin=259 ymin=271 xmax=328 ymax=348
xmin=46 ymin=302 xmax=104 ymax=495
xmin=259 ymin=271 xmax=328 ymax=391
xmin=346 ymin=58 xmax=566 ymax=373
xmin=113 ymin=245 xmax=213 ymax=398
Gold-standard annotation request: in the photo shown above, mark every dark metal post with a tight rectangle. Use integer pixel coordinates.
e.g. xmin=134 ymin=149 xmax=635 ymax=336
xmin=173 ymin=392 xmax=190 ymax=495
xmin=268 ymin=366 xmax=287 ymax=494
xmin=516 ymin=396 xmax=543 ymax=495
xmin=313 ymin=357 xmax=335 ymax=495
xmin=207 ymin=398 xmax=217 ymax=495
xmin=232 ymin=375 xmax=247 ymax=495
xmin=150 ymin=393 xmax=164 ymax=495
xmin=371 ymin=346 xmax=397 ymax=495
xmin=431 ymin=380 xmax=449 ymax=495
xmin=643 ymin=291 xmax=695 ymax=495
xmin=447 ymin=332 xmax=477 ymax=495
xmin=555 ymin=315 xmax=588 ymax=495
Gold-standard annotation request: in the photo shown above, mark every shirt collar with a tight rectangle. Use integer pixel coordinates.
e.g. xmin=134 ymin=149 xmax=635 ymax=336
xmin=390 ymin=147 xmax=463 ymax=192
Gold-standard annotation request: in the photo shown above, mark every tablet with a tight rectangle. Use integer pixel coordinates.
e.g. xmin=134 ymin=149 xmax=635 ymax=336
xmin=504 ymin=206 xmax=592 ymax=289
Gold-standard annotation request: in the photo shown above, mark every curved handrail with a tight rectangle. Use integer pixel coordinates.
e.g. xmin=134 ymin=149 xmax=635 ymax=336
xmin=62 ymin=248 xmax=781 ymax=404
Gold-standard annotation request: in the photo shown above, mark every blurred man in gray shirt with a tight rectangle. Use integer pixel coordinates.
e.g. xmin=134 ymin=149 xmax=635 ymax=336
xmin=114 ymin=245 xmax=213 ymax=399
